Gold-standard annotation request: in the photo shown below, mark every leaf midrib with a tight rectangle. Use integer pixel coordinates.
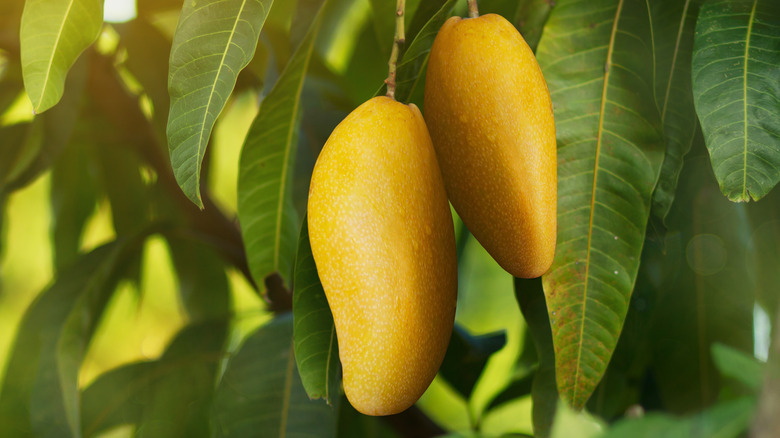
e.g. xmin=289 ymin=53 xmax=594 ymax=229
xmin=660 ymin=0 xmax=692 ymax=122
xmin=573 ymin=0 xmax=625 ymax=407
xmin=742 ymin=0 xmax=758 ymax=200
xmin=35 ymin=0 xmax=76 ymax=111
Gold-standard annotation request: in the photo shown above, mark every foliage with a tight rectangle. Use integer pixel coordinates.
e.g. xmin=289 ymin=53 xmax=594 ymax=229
xmin=0 ymin=0 xmax=779 ymax=437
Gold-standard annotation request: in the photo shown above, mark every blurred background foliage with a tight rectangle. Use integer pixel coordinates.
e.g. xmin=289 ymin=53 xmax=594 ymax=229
xmin=0 ymin=0 xmax=779 ymax=437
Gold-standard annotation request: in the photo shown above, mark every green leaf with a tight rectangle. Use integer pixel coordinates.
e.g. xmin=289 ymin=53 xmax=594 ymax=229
xmin=650 ymin=0 xmax=702 ymax=222
xmin=512 ymin=0 xmax=554 ymax=52
xmin=19 ymin=0 xmax=102 ymax=113
xmin=293 ymin=215 xmax=340 ymax=404
xmin=0 ymin=237 xmax=145 ymax=437
xmin=550 ymin=400 xmax=606 ymax=438
xmin=692 ymin=0 xmax=780 ymax=202
xmin=711 ymin=343 xmax=763 ymax=390
xmin=537 ymin=0 xmax=665 ymax=409
xmin=515 ymin=277 xmax=558 ymax=438
xmin=394 ymin=0 xmax=457 ymax=104
xmin=167 ymin=0 xmax=275 ymax=208
xmin=81 ymin=321 xmax=228 ymax=438
xmin=237 ymin=3 xmax=326 ymax=290
xmin=599 ymin=396 xmax=756 ymax=438
xmin=167 ymin=235 xmax=231 ymax=322
xmin=439 ymin=325 xmax=506 ymax=399
xmin=211 ymin=315 xmax=337 ymax=438
xmin=336 ymin=396 xmax=400 ymax=438
xmin=50 ymin=141 xmax=98 ymax=269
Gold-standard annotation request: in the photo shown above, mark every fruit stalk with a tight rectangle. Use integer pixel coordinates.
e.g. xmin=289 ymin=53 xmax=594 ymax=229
xmin=467 ymin=0 xmax=479 ymax=18
xmin=385 ymin=0 xmax=405 ymax=100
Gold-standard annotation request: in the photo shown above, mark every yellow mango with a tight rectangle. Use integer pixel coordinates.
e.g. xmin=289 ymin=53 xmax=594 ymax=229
xmin=307 ymin=96 xmax=457 ymax=416
xmin=424 ymin=13 xmax=557 ymax=278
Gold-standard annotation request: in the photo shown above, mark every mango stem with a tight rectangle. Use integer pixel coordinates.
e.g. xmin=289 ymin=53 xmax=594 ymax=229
xmin=385 ymin=0 xmax=405 ymax=100
xmin=467 ymin=0 xmax=479 ymax=18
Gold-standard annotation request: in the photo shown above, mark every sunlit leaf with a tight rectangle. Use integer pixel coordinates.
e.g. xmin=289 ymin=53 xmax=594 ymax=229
xmin=650 ymin=0 xmax=702 ymax=222
xmin=550 ymin=400 xmax=605 ymax=438
xmin=537 ymin=0 xmax=665 ymax=409
xmin=0 ymin=237 xmax=146 ymax=437
xmin=692 ymin=0 xmax=780 ymax=202
xmin=80 ymin=321 xmax=228 ymax=438
xmin=167 ymin=0 xmax=274 ymax=207
xmin=237 ymin=3 xmax=326 ymax=290
xmin=293 ymin=215 xmax=340 ymax=404
xmin=19 ymin=0 xmax=102 ymax=113
xmin=211 ymin=315 xmax=336 ymax=437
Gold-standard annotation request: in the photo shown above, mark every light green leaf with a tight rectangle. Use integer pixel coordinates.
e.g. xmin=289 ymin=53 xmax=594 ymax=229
xmin=167 ymin=0 xmax=274 ymax=208
xmin=0 ymin=237 xmax=145 ymax=437
xmin=692 ymin=0 xmax=780 ymax=202
xmin=20 ymin=0 xmax=102 ymax=113
xmin=237 ymin=3 xmax=325 ymax=290
xmin=550 ymin=400 xmax=606 ymax=438
xmin=211 ymin=315 xmax=336 ymax=438
xmin=537 ymin=0 xmax=665 ymax=409
xmin=650 ymin=0 xmax=702 ymax=222
xmin=293 ymin=215 xmax=340 ymax=404
xmin=711 ymin=342 xmax=763 ymax=390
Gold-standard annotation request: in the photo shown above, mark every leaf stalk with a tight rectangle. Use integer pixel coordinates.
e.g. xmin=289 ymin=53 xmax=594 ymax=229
xmin=385 ymin=0 xmax=406 ymax=100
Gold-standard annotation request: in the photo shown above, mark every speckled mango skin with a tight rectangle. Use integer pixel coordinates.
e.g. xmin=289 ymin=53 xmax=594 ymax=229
xmin=307 ymin=96 xmax=457 ymax=416
xmin=424 ymin=14 xmax=557 ymax=278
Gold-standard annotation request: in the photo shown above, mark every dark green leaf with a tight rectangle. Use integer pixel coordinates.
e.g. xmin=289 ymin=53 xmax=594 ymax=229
xmin=516 ymin=277 xmax=558 ymax=438
xmin=81 ymin=321 xmax=228 ymax=438
xmin=293 ymin=215 xmax=340 ymax=403
xmin=406 ymin=0 xmax=447 ymax=43
xmin=237 ymin=3 xmax=326 ymax=290
xmin=439 ymin=325 xmax=506 ymax=399
xmin=394 ymin=0 xmax=457 ymax=104
xmin=692 ymin=0 xmax=780 ymax=202
xmin=19 ymin=0 xmax=102 ymax=113
xmin=167 ymin=235 xmax=231 ymax=322
xmin=336 ymin=396 xmax=400 ymax=438
xmin=50 ymin=141 xmax=98 ymax=269
xmin=537 ymin=0 xmax=665 ymax=409
xmin=211 ymin=314 xmax=337 ymax=437
xmin=711 ymin=343 xmax=763 ymax=391
xmin=650 ymin=0 xmax=702 ymax=223
xmin=599 ymin=396 xmax=756 ymax=438
xmin=0 ymin=237 xmax=146 ymax=437
xmin=512 ymin=0 xmax=554 ymax=52
xmin=167 ymin=0 xmax=274 ymax=207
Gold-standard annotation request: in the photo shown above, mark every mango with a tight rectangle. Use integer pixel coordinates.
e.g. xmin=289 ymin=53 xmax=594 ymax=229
xmin=424 ymin=13 xmax=557 ymax=278
xmin=307 ymin=96 xmax=457 ymax=416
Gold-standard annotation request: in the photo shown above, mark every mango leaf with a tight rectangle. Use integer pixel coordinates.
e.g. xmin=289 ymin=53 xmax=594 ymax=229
xmin=167 ymin=0 xmax=274 ymax=208
xmin=394 ymin=0 xmax=457 ymax=104
xmin=406 ymin=0 xmax=448 ymax=43
xmin=80 ymin=321 xmax=228 ymax=438
xmin=550 ymin=400 xmax=606 ymax=438
xmin=237 ymin=3 xmax=325 ymax=290
xmin=336 ymin=396 xmax=400 ymax=438
xmin=650 ymin=0 xmax=702 ymax=222
xmin=537 ymin=0 xmax=665 ymax=409
xmin=711 ymin=343 xmax=763 ymax=390
xmin=167 ymin=235 xmax=231 ymax=322
xmin=211 ymin=314 xmax=337 ymax=438
xmin=692 ymin=0 xmax=780 ymax=202
xmin=439 ymin=325 xmax=506 ymax=399
xmin=293 ymin=215 xmax=340 ymax=404
xmin=0 ymin=237 xmax=145 ymax=438
xmin=516 ymin=277 xmax=558 ymax=438
xmin=19 ymin=0 xmax=102 ymax=113
xmin=512 ymin=0 xmax=554 ymax=52
xmin=599 ymin=396 xmax=756 ymax=438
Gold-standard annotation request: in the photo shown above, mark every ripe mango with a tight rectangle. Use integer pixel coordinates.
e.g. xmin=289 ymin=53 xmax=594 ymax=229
xmin=424 ymin=14 xmax=557 ymax=278
xmin=307 ymin=96 xmax=457 ymax=416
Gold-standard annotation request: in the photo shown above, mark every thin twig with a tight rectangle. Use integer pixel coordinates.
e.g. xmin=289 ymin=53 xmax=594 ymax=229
xmin=385 ymin=0 xmax=406 ymax=100
xmin=467 ymin=0 xmax=479 ymax=18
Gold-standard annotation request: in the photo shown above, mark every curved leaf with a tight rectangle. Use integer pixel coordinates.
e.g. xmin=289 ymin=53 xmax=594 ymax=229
xmin=0 ymin=237 xmax=145 ymax=437
xmin=692 ymin=0 xmax=780 ymax=202
xmin=292 ymin=215 xmax=340 ymax=404
xmin=237 ymin=4 xmax=325 ymax=290
xmin=167 ymin=0 xmax=274 ymax=208
xmin=650 ymin=0 xmax=702 ymax=222
xmin=211 ymin=315 xmax=336 ymax=438
xmin=19 ymin=0 xmax=101 ymax=113
xmin=537 ymin=0 xmax=665 ymax=409
xmin=80 ymin=321 xmax=228 ymax=438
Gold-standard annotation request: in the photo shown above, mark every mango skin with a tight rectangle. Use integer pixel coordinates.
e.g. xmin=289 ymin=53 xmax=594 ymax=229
xmin=307 ymin=96 xmax=457 ymax=416
xmin=424 ymin=14 xmax=557 ymax=278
